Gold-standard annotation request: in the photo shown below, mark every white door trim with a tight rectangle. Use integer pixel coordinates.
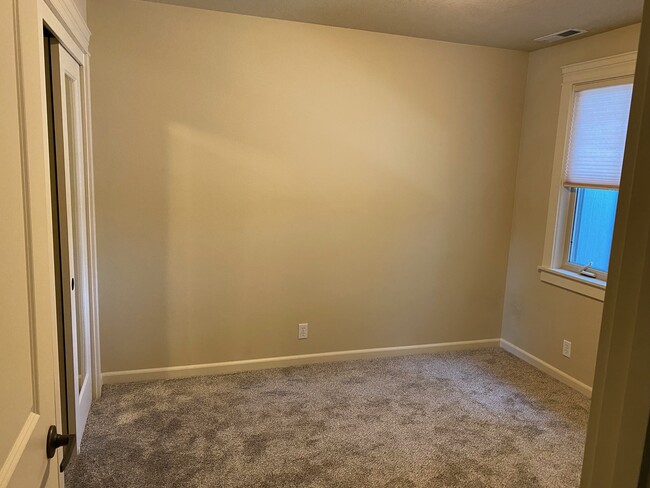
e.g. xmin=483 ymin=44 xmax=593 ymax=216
xmin=40 ymin=0 xmax=103 ymax=401
xmin=43 ymin=0 xmax=90 ymax=59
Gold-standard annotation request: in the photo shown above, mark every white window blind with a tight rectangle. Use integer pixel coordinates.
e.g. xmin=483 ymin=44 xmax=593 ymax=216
xmin=564 ymin=83 xmax=634 ymax=189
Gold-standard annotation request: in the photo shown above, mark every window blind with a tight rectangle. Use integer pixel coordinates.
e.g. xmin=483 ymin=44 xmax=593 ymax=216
xmin=564 ymin=83 xmax=633 ymax=189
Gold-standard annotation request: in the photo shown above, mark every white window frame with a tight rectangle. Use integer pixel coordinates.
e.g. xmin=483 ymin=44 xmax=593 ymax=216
xmin=539 ymin=52 xmax=637 ymax=302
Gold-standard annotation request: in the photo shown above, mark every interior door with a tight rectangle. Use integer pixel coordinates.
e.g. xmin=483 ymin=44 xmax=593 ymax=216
xmin=0 ymin=1 xmax=60 ymax=486
xmin=49 ymin=39 xmax=93 ymax=451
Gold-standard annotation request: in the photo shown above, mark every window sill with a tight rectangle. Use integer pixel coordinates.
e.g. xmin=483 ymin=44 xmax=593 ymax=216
xmin=537 ymin=266 xmax=606 ymax=302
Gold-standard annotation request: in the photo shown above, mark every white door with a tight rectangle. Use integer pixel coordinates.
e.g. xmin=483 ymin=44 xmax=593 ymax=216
xmin=0 ymin=1 xmax=60 ymax=486
xmin=49 ymin=39 xmax=93 ymax=450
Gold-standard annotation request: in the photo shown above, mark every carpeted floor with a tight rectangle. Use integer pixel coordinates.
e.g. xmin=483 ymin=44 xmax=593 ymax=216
xmin=66 ymin=349 xmax=590 ymax=488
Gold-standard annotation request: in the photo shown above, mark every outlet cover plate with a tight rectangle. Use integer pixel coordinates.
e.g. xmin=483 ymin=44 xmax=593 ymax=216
xmin=298 ymin=323 xmax=308 ymax=340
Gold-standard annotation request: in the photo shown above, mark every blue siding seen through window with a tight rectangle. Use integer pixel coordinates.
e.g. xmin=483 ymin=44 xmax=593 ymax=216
xmin=569 ymin=188 xmax=619 ymax=272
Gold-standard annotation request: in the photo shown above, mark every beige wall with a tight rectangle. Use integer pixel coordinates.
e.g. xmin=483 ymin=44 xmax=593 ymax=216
xmin=89 ymin=0 xmax=528 ymax=372
xmin=501 ymin=24 xmax=641 ymax=387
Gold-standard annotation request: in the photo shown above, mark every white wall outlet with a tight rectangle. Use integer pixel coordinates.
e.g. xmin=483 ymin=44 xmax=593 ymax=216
xmin=562 ymin=340 xmax=572 ymax=358
xmin=298 ymin=323 xmax=308 ymax=340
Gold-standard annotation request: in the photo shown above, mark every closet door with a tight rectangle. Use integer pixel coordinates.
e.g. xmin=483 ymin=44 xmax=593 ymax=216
xmin=50 ymin=39 xmax=93 ymax=450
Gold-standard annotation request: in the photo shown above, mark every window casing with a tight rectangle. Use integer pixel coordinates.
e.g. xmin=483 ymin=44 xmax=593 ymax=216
xmin=539 ymin=52 xmax=636 ymax=301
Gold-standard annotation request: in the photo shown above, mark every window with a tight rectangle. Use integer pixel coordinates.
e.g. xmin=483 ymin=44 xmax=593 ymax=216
xmin=562 ymin=81 xmax=632 ymax=280
xmin=540 ymin=53 xmax=636 ymax=301
xmin=567 ymin=188 xmax=618 ymax=275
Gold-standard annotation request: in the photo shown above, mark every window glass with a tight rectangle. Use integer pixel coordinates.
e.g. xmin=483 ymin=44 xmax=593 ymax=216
xmin=569 ymin=188 xmax=619 ymax=272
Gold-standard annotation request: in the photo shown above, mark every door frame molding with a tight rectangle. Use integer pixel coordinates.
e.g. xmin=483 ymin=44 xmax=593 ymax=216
xmin=44 ymin=1 xmax=102 ymax=405
xmin=40 ymin=0 xmax=103 ymax=402
xmin=41 ymin=2 xmax=102 ymax=406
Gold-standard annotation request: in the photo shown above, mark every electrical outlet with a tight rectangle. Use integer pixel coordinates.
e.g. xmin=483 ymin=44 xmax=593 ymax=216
xmin=298 ymin=323 xmax=308 ymax=340
xmin=562 ymin=340 xmax=572 ymax=358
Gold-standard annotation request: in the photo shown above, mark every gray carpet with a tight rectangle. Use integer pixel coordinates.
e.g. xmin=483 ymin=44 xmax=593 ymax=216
xmin=66 ymin=349 xmax=589 ymax=487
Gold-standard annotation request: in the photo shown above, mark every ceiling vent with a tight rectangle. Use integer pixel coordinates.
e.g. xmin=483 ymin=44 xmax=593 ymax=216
xmin=534 ymin=29 xmax=587 ymax=43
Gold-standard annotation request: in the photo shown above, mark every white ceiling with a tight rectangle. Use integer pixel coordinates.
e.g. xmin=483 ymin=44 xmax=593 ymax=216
xmin=144 ymin=0 xmax=643 ymax=51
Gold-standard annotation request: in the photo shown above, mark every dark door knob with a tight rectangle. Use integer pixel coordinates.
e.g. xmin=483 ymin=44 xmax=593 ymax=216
xmin=46 ymin=425 xmax=76 ymax=472
xmin=71 ymin=277 xmax=75 ymax=291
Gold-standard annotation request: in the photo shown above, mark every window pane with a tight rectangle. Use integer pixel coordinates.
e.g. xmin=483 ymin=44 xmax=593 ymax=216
xmin=569 ymin=188 xmax=618 ymax=272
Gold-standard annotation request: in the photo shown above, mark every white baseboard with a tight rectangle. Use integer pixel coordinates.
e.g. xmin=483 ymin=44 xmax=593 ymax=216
xmin=500 ymin=339 xmax=592 ymax=398
xmin=102 ymin=338 xmax=500 ymax=385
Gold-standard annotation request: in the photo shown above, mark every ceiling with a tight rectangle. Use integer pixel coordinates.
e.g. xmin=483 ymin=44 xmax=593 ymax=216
xmin=144 ymin=0 xmax=643 ymax=51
